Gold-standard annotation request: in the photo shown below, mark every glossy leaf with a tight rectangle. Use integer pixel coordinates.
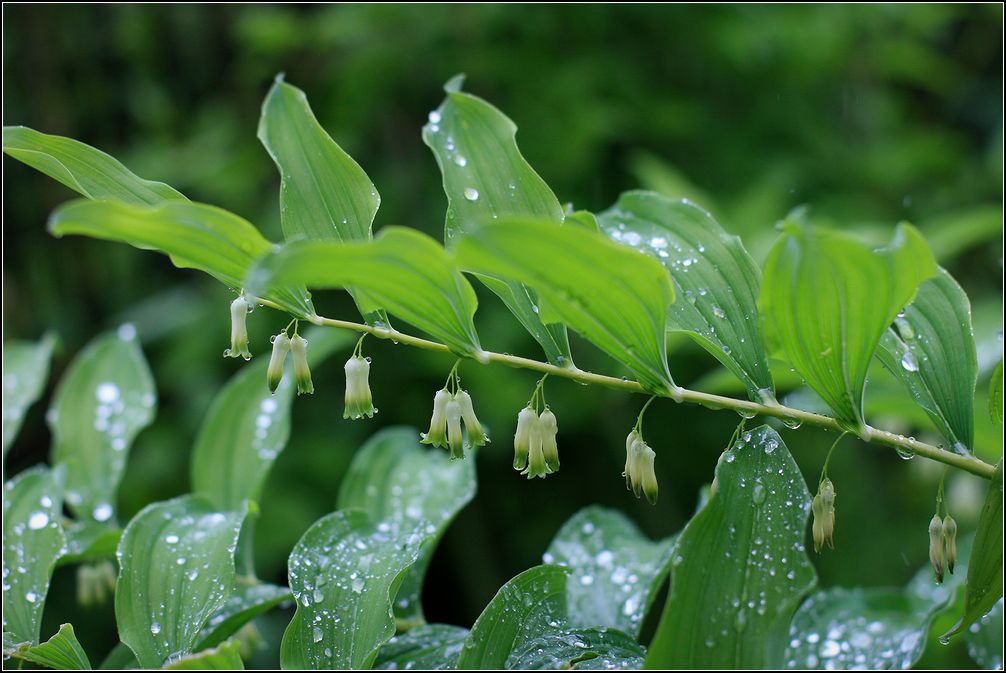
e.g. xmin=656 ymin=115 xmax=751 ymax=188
xmin=247 ymin=227 xmax=484 ymax=358
xmin=374 ymin=624 xmax=469 ymax=670
xmin=280 ymin=510 xmax=426 ymax=669
xmin=115 ymin=496 xmax=245 ymax=668
xmin=337 ymin=427 xmax=476 ymax=626
xmin=543 ymin=505 xmax=675 ymax=637
xmin=2 ymin=335 xmax=55 ymax=457
xmin=423 ymin=76 xmax=572 ymax=367
xmin=195 ymin=583 xmax=291 ymax=651
xmin=455 ymin=218 xmax=675 ymax=393
xmin=759 ymin=214 xmax=937 ymax=430
xmin=49 ymin=328 xmax=155 ymax=523
xmin=2 ymin=126 xmax=186 ymax=205
xmin=966 ymin=598 xmax=1003 ymax=670
xmin=5 ymin=623 xmax=91 ymax=669
xmin=2 ymin=466 xmax=66 ymax=646
xmin=597 ymin=191 xmax=775 ymax=403
xmin=877 ymin=268 xmax=977 ymax=453
xmin=258 ymin=76 xmax=387 ymax=325
xmin=645 ymin=426 xmax=816 ymax=668
xmin=991 ymin=359 xmax=1003 ymax=429
xmin=47 ymin=199 xmax=315 ymax=318
xmin=163 ymin=640 xmax=244 ymax=670
xmin=943 ymin=461 xmax=1003 ymax=640
xmin=507 ymin=627 xmax=645 ymax=670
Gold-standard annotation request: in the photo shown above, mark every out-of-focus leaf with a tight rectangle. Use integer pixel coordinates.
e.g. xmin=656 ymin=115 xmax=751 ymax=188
xmin=456 ymin=218 xmax=675 ymax=394
xmin=247 ymin=227 xmax=484 ymax=358
xmin=5 ymin=623 xmax=91 ymax=669
xmin=47 ymin=199 xmax=315 ymax=318
xmin=58 ymin=522 xmax=121 ymax=566
xmin=877 ymin=268 xmax=977 ymax=453
xmin=280 ymin=510 xmax=426 ymax=669
xmin=98 ymin=642 xmax=137 ymax=670
xmin=943 ymin=461 xmax=1003 ymax=640
xmin=337 ymin=427 xmax=476 ymax=627
xmin=195 ymin=583 xmax=291 ymax=651
xmin=543 ymin=506 xmax=675 ymax=637
xmin=163 ymin=640 xmax=244 ymax=670
xmin=759 ymin=213 xmax=937 ymax=431
xmin=966 ymin=598 xmax=1003 ymax=670
xmin=2 ymin=334 xmax=55 ymax=457
xmin=423 ymin=75 xmax=572 ymax=367
xmin=49 ymin=328 xmax=155 ymax=523
xmin=2 ymin=466 xmax=66 ymax=646
xmin=920 ymin=205 xmax=1003 ymax=264
xmin=645 ymin=426 xmax=816 ymax=668
xmin=374 ymin=624 xmax=469 ymax=670
xmin=990 ymin=359 xmax=1003 ymax=429
xmin=507 ymin=628 xmax=645 ymax=670
xmin=2 ymin=126 xmax=186 ymax=205
xmin=115 ymin=496 xmax=245 ymax=668
xmin=258 ymin=76 xmax=387 ymax=326
xmin=598 ymin=191 xmax=775 ymax=403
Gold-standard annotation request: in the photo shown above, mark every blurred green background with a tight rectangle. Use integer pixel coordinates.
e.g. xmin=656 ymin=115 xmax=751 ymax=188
xmin=3 ymin=4 xmax=1002 ymax=668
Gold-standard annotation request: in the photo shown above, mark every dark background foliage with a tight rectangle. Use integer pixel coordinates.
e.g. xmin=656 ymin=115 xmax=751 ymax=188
xmin=3 ymin=4 xmax=1002 ymax=668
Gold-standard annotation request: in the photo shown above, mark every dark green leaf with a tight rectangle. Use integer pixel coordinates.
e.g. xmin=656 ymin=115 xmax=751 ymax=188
xmin=280 ymin=510 xmax=426 ymax=669
xmin=645 ymin=426 xmax=816 ymax=668
xmin=49 ymin=328 xmax=155 ymax=523
xmin=2 ymin=466 xmax=66 ymax=646
xmin=2 ymin=335 xmax=55 ymax=457
xmin=966 ymin=598 xmax=1003 ymax=670
xmin=990 ymin=359 xmax=1003 ymax=429
xmin=543 ymin=506 xmax=674 ymax=637
xmin=195 ymin=582 xmax=291 ymax=651
xmin=759 ymin=213 xmax=937 ymax=431
xmin=337 ymin=427 xmax=476 ymax=627
xmin=163 ymin=640 xmax=244 ymax=670
xmin=247 ymin=227 xmax=484 ymax=358
xmin=598 ymin=191 xmax=775 ymax=403
xmin=6 ymin=623 xmax=92 ymax=669
xmin=374 ymin=624 xmax=469 ymax=670
xmin=877 ymin=268 xmax=977 ymax=453
xmin=98 ymin=642 xmax=137 ymax=670
xmin=455 ymin=218 xmax=675 ymax=394
xmin=2 ymin=126 xmax=186 ymax=205
xmin=115 ymin=496 xmax=246 ymax=668
xmin=423 ymin=76 xmax=572 ymax=367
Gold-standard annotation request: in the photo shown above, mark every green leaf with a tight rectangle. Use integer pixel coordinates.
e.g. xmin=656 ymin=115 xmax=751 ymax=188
xmin=2 ymin=335 xmax=55 ymax=457
xmin=47 ymin=199 xmax=315 ymax=318
xmin=374 ymin=624 xmax=469 ymax=670
xmin=2 ymin=126 xmax=186 ymax=205
xmin=506 ymin=628 xmax=645 ymax=670
xmin=423 ymin=76 xmax=573 ymax=368
xmin=877 ymin=268 xmax=977 ymax=453
xmin=98 ymin=642 xmax=137 ymax=670
xmin=645 ymin=426 xmax=817 ymax=668
xmin=2 ymin=466 xmax=66 ymax=646
xmin=990 ymin=359 xmax=1003 ymax=429
xmin=49 ymin=328 xmax=155 ymax=523
xmin=455 ymin=218 xmax=675 ymax=394
xmin=543 ymin=506 xmax=675 ymax=637
xmin=337 ymin=427 xmax=476 ymax=627
xmin=247 ymin=227 xmax=484 ymax=358
xmin=943 ymin=461 xmax=1003 ymax=640
xmin=115 ymin=496 xmax=246 ymax=668
xmin=280 ymin=510 xmax=426 ymax=669
xmin=163 ymin=640 xmax=244 ymax=670
xmin=597 ymin=191 xmax=775 ymax=403
xmin=258 ymin=76 xmax=387 ymax=326
xmin=759 ymin=213 xmax=937 ymax=431
xmin=966 ymin=598 xmax=1003 ymax=670
xmin=194 ymin=582 xmax=291 ymax=651
xmin=6 ymin=623 xmax=92 ymax=669
xmin=58 ymin=522 xmax=121 ymax=566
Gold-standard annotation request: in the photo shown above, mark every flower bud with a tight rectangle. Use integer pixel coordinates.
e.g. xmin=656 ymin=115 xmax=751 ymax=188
xmin=343 ymin=355 xmax=377 ymax=419
xmin=266 ymin=332 xmax=292 ymax=393
xmin=928 ymin=514 xmax=945 ymax=584
xmin=942 ymin=514 xmax=957 ymax=575
xmin=513 ymin=406 xmax=537 ymax=470
xmin=224 ymin=296 xmax=252 ymax=360
xmin=289 ymin=335 xmax=313 ymax=395
xmin=539 ymin=407 xmax=559 ymax=473
xmin=421 ymin=389 xmax=451 ymax=449
xmin=624 ymin=430 xmax=640 ymax=492
xmin=623 ymin=430 xmax=658 ymax=504
xmin=445 ymin=397 xmax=464 ymax=460
xmin=811 ymin=479 xmax=836 ymax=553
xmin=456 ymin=390 xmax=489 ymax=448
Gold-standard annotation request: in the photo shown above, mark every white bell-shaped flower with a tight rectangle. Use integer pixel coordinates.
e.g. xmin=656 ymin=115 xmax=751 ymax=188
xmin=289 ymin=335 xmax=313 ymax=395
xmin=513 ymin=406 xmax=537 ymax=471
xmin=456 ymin=390 xmax=488 ymax=448
xmin=539 ymin=407 xmax=559 ymax=473
xmin=266 ymin=332 xmax=292 ymax=394
xmin=445 ymin=396 xmax=464 ymax=460
xmin=224 ymin=296 xmax=252 ymax=360
xmin=343 ymin=355 xmax=377 ymax=419
xmin=421 ymin=389 xmax=452 ymax=449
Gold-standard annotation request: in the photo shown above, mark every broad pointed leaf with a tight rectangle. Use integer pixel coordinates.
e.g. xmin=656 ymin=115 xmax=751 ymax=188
xmin=163 ymin=640 xmax=244 ymax=670
xmin=597 ymin=191 xmax=775 ymax=403
xmin=49 ymin=328 xmax=155 ymax=523
xmin=645 ymin=426 xmax=817 ymax=668
xmin=5 ymin=623 xmax=91 ymax=669
xmin=2 ymin=335 xmax=55 ymax=456
xmin=455 ymin=218 xmax=675 ymax=394
xmin=877 ymin=268 xmax=977 ymax=453
xmin=374 ymin=624 xmax=469 ymax=670
xmin=115 ymin=496 xmax=246 ymax=668
xmin=337 ymin=427 xmax=476 ymax=627
xmin=966 ymin=598 xmax=1003 ymax=670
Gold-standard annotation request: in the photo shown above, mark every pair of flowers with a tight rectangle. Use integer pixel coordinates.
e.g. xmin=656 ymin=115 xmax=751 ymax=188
xmin=928 ymin=513 xmax=958 ymax=584
xmin=225 ymin=296 xmax=314 ymax=395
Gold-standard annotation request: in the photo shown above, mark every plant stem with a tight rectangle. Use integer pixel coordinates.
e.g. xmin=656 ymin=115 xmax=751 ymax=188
xmin=303 ymin=312 xmax=997 ymax=480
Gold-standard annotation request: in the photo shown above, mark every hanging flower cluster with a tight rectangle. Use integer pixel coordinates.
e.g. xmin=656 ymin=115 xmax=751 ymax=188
xmin=927 ymin=475 xmax=958 ymax=584
xmin=623 ymin=397 xmax=659 ymax=504
xmin=265 ymin=321 xmax=314 ymax=396
xmin=511 ymin=376 xmax=560 ymax=479
xmin=420 ymin=362 xmax=489 ymax=460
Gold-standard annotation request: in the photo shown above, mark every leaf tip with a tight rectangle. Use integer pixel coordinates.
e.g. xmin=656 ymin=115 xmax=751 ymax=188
xmin=444 ymin=73 xmax=466 ymax=94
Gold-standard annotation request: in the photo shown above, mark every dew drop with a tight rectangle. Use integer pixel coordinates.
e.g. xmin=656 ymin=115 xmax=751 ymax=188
xmin=464 ymin=188 xmax=479 ymax=201
xmin=27 ymin=512 xmax=49 ymax=529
